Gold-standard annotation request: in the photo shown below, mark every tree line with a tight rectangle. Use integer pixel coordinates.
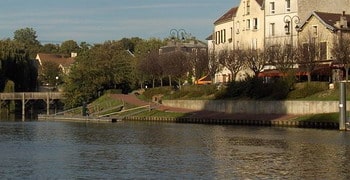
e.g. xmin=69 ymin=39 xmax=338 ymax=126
xmin=2 ymin=27 xmax=350 ymax=108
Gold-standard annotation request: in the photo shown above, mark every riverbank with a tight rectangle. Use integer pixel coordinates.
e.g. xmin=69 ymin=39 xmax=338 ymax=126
xmin=123 ymin=115 xmax=338 ymax=129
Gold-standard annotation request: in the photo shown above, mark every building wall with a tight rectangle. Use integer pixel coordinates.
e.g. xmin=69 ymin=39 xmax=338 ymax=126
xmin=298 ymin=15 xmax=336 ymax=61
xmin=265 ymin=0 xmax=350 ymax=47
xmin=265 ymin=0 xmax=299 ymax=46
xmin=214 ymin=20 xmax=235 ymax=51
xmin=234 ymin=0 xmax=265 ymax=50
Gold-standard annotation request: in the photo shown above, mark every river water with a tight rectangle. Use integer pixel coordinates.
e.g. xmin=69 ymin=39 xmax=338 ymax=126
xmin=0 ymin=120 xmax=349 ymax=179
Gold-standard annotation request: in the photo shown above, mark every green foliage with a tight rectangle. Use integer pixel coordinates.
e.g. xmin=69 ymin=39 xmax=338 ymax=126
xmin=60 ymin=40 xmax=80 ymax=55
xmin=63 ymin=41 xmax=135 ymax=108
xmin=4 ymin=80 xmax=15 ymax=92
xmin=0 ymin=39 xmax=38 ymax=92
xmin=295 ymin=113 xmax=339 ymax=123
xmin=38 ymin=61 xmax=61 ymax=86
xmin=216 ymin=77 xmax=294 ymax=100
xmin=13 ymin=27 xmax=41 ymax=58
xmin=142 ymin=87 xmax=172 ymax=100
xmin=288 ymin=82 xmax=329 ymax=99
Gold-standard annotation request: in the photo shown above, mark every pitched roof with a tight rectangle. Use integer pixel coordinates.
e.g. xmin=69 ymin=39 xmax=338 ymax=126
xmin=255 ymin=0 xmax=264 ymax=7
xmin=300 ymin=11 xmax=350 ymax=31
xmin=36 ymin=53 xmax=75 ymax=67
xmin=214 ymin=7 xmax=238 ymax=25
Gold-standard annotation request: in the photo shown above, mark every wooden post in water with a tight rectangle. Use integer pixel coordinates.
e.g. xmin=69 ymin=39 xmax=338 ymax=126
xmin=22 ymin=93 xmax=25 ymax=121
xmin=339 ymin=82 xmax=347 ymax=131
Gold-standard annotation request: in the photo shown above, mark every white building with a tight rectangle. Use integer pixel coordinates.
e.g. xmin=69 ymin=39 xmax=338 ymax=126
xmin=210 ymin=0 xmax=350 ymax=83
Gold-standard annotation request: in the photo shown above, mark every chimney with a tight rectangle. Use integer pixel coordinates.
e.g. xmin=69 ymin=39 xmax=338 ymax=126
xmin=71 ymin=52 xmax=77 ymax=58
xmin=340 ymin=11 xmax=348 ymax=29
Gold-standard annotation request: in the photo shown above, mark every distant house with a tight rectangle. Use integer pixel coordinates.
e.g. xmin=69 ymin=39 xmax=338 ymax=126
xmin=36 ymin=53 xmax=76 ymax=74
xmin=298 ymin=11 xmax=350 ymax=81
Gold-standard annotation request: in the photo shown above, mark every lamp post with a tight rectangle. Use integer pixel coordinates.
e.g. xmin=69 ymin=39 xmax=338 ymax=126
xmin=55 ymin=76 xmax=59 ymax=91
xmin=284 ymin=15 xmax=300 ymax=47
xmin=170 ymin=29 xmax=188 ymax=41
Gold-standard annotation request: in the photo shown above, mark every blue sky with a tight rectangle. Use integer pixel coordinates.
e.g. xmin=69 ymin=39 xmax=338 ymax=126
xmin=0 ymin=0 xmax=240 ymax=44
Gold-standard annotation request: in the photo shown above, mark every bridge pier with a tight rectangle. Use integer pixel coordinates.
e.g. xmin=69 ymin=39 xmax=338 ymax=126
xmin=0 ymin=92 xmax=63 ymax=121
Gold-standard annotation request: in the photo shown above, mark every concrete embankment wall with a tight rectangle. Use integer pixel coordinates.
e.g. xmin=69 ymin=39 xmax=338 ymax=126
xmin=162 ymin=100 xmax=346 ymax=115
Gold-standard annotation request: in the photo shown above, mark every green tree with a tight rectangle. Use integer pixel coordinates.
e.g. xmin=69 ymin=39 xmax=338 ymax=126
xmin=13 ymin=27 xmax=41 ymax=58
xmin=0 ymin=39 xmax=37 ymax=91
xmin=38 ymin=61 xmax=61 ymax=86
xmin=40 ymin=43 xmax=60 ymax=53
xmin=63 ymin=41 xmax=135 ymax=108
xmin=60 ymin=40 xmax=80 ymax=55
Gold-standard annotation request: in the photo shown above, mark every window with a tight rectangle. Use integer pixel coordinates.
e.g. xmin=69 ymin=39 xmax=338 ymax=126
xmin=221 ymin=29 xmax=226 ymax=43
xmin=253 ymin=18 xmax=258 ymax=29
xmin=216 ymin=31 xmax=220 ymax=44
xmin=286 ymin=0 xmax=291 ymax=12
xmin=270 ymin=23 xmax=275 ymax=36
xmin=312 ymin=25 xmax=318 ymax=36
xmin=246 ymin=19 xmax=251 ymax=30
xmin=246 ymin=0 xmax=250 ymax=15
xmin=270 ymin=2 xmax=275 ymax=14
xmin=320 ymin=42 xmax=327 ymax=60
xmin=236 ymin=22 xmax=240 ymax=34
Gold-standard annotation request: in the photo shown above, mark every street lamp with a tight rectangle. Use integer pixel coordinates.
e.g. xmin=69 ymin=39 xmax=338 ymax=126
xmin=55 ymin=76 xmax=59 ymax=91
xmin=170 ymin=29 xmax=188 ymax=41
xmin=284 ymin=15 xmax=300 ymax=46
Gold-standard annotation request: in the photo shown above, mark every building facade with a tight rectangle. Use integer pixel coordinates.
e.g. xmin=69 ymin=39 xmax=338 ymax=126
xmin=210 ymin=0 xmax=350 ymax=83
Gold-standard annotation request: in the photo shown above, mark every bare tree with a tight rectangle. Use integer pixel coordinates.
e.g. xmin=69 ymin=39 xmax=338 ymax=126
xmin=265 ymin=42 xmax=296 ymax=75
xmin=332 ymin=32 xmax=350 ymax=81
xmin=137 ymin=50 xmax=163 ymax=88
xmin=295 ymin=33 xmax=321 ymax=82
xmin=208 ymin=51 xmax=221 ymax=83
xmin=160 ymin=51 xmax=190 ymax=87
xmin=189 ymin=49 xmax=209 ymax=83
xmin=218 ymin=49 xmax=245 ymax=82
xmin=245 ymin=48 xmax=267 ymax=77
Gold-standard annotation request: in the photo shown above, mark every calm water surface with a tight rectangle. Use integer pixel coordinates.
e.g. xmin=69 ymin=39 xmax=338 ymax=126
xmin=0 ymin=120 xmax=350 ymax=179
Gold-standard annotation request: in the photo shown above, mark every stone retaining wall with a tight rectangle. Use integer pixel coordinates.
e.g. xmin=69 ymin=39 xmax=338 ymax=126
xmin=162 ymin=100 xmax=346 ymax=115
xmin=124 ymin=116 xmax=338 ymax=129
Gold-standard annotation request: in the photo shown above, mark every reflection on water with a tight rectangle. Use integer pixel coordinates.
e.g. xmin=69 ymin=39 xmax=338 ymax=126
xmin=0 ymin=121 xmax=349 ymax=179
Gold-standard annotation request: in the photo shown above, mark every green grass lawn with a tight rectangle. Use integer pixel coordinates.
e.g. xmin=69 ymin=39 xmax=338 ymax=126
xmin=295 ymin=113 xmax=339 ymax=123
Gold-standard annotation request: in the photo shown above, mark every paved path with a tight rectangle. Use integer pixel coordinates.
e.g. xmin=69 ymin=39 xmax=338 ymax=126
xmin=110 ymin=94 xmax=298 ymax=121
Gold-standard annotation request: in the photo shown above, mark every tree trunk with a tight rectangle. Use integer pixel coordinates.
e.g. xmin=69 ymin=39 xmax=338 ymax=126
xmin=307 ymin=72 xmax=311 ymax=82
xmin=169 ymin=75 xmax=172 ymax=87
xmin=152 ymin=78 xmax=155 ymax=88
xmin=159 ymin=77 xmax=163 ymax=87
xmin=346 ymin=67 xmax=349 ymax=82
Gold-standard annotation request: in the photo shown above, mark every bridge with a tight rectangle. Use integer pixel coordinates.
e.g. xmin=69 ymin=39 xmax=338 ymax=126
xmin=0 ymin=92 xmax=64 ymax=121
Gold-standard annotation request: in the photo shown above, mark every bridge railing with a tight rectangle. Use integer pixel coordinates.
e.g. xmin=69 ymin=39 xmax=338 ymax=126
xmin=0 ymin=92 xmax=63 ymax=100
